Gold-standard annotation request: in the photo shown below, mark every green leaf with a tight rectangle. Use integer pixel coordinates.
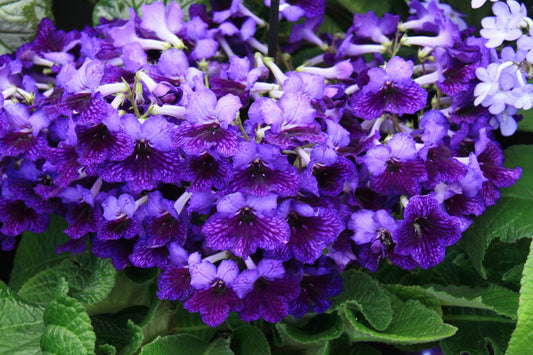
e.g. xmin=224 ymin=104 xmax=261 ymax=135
xmin=140 ymin=299 xmax=176 ymax=345
xmin=383 ymin=284 xmax=442 ymax=316
xmin=463 ymin=145 xmax=533 ymax=277
xmin=40 ymin=280 xmax=96 ymax=355
xmin=84 ymin=270 xmax=153 ymax=315
xmin=440 ymin=309 xmax=515 ymax=355
xmin=517 ymin=108 xmax=533 ymax=134
xmin=276 ymin=313 xmax=344 ymax=345
xmin=0 ymin=281 xmax=45 ymax=354
xmin=420 ymin=284 xmax=518 ymax=320
xmin=10 ymin=214 xmax=70 ymax=291
xmin=336 ymin=0 xmax=390 ymax=17
xmin=91 ymin=307 xmax=146 ymax=354
xmin=139 ymin=334 xmax=233 ymax=355
xmin=173 ymin=303 xmax=217 ymax=342
xmin=18 ymin=252 xmax=116 ymax=305
xmin=92 ymin=0 xmax=204 ymax=25
xmin=506 ymin=240 xmax=533 ymax=354
xmin=0 ymin=0 xmax=52 ymax=54
xmin=330 ymin=270 xmax=393 ymax=331
xmin=230 ymin=325 xmax=271 ymax=355
xmin=343 ymin=297 xmax=457 ymax=344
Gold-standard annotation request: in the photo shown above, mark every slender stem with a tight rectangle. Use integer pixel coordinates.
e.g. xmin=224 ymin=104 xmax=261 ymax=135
xmin=268 ymin=0 xmax=280 ymax=60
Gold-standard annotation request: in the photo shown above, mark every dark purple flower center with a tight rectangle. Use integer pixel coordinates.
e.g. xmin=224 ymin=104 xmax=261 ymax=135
xmin=386 ymin=158 xmax=400 ymax=172
xmin=238 ymin=207 xmax=256 ymax=223
xmin=212 ymin=279 xmax=228 ymax=294
xmin=250 ymin=160 xmax=268 ymax=181
xmin=378 ymin=228 xmax=393 ymax=249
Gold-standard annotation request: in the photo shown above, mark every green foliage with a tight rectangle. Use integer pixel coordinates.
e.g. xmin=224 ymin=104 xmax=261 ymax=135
xmin=40 ymin=280 xmax=96 ymax=355
xmin=91 ymin=308 xmax=146 ymax=354
xmin=139 ymin=334 xmax=233 ymax=355
xmin=342 ymin=296 xmax=457 ymax=344
xmin=10 ymin=214 xmax=70 ymax=291
xmin=506 ymin=240 xmax=533 ymax=354
xmin=276 ymin=313 xmax=344 ymax=345
xmin=330 ymin=270 xmax=393 ymax=331
xmin=421 ymin=284 xmax=518 ymax=320
xmin=463 ymin=145 xmax=533 ymax=277
xmin=230 ymin=325 xmax=271 ymax=355
xmin=172 ymin=303 xmax=217 ymax=342
xmin=0 ymin=0 xmax=52 ymax=54
xmin=0 ymin=281 xmax=45 ymax=354
xmin=440 ymin=309 xmax=515 ymax=355
xmin=18 ymin=253 xmax=116 ymax=305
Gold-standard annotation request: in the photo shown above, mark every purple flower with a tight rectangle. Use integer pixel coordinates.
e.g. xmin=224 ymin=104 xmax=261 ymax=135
xmin=348 ymin=209 xmax=417 ymax=271
xmin=269 ymin=200 xmax=344 ymax=264
xmin=60 ymin=184 xmax=101 ymax=240
xmin=91 ymin=237 xmax=136 ymax=270
xmin=141 ymin=191 xmax=187 ymax=247
xmin=139 ymin=2 xmax=184 ymax=48
xmin=97 ymin=194 xmax=139 ymax=241
xmin=202 ymin=193 xmax=290 ymax=258
xmin=289 ymin=266 xmax=343 ymax=318
xmin=0 ymin=198 xmax=49 ymax=237
xmin=183 ymin=151 xmax=233 ymax=192
xmin=351 ymin=11 xmax=399 ymax=44
xmin=157 ymin=249 xmax=198 ymax=301
xmin=247 ymin=93 xmax=326 ymax=149
xmin=394 ymin=195 xmax=462 ymax=269
xmin=477 ymin=140 xmax=522 ymax=207
xmin=233 ymin=259 xmax=300 ymax=323
xmin=226 ymin=141 xmax=301 ymax=197
xmin=302 ymin=146 xmax=356 ymax=197
xmin=184 ymin=259 xmax=243 ymax=327
xmin=350 ymin=57 xmax=427 ymax=119
xmin=480 ymin=0 xmax=526 ymax=48
xmin=364 ymin=133 xmax=428 ymax=196
xmin=99 ymin=115 xmax=183 ymax=192
xmin=175 ymin=89 xmax=242 ymax=157
xmin=0 ymin=104 xmax=50 ymax=160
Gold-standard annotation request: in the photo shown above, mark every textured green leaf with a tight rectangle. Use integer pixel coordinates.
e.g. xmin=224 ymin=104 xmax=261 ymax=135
xmin=330 ymin=270 xmax=393 ymax=331
xmin=10 ymin=214 xmax=70 ymax=291
xmin=84 ymin=270 xmax=153 ymax=315
xmin=276 ymin=313 xmax=344 ymax=345
xmin=230 ymin=325 xmax=271 ymax=355
xmin=343 ymin=297 xmax=457 ymax=344
xmin=139 ymin=334 xmax=233 ymax=355
xmin=141 ymin=299 xmax=175 ymax=345
xmin=421 ymin=284 xmax=518 ymax=320
xmin=463 ymin=145 xmax=533 ymax=277
xmin=506 ymin=240 xmax=533 ymax=354
xmin=440 ymin=309 xmax=515 ymax=355
xmin=40 ymin=280 xmax=96 ymax=355
xmin=92 ymin=0 xmax=203 ymax=25
xmin=18 ymin=252 xmax=116 ymax=305
xmin=0 ymin=0 xmax=52 ymax=54
xmin=91 ymin=306 xmax=147 ymax=354
xmin=383 ymin=284 xmax=442 ymax=316
xmin=173 ymin=303 xmax=217 ymax=342
xmin=0 ymin=281 xmax=44 ymax=354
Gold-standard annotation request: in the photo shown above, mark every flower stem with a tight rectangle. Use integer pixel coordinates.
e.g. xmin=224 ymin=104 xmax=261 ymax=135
xmin=268 ymin=0 xmax=280 ymax=60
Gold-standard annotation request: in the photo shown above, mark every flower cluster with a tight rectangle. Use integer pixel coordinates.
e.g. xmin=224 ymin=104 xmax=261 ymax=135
xmin=0 ymin=0 xmax=525 ymax=326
